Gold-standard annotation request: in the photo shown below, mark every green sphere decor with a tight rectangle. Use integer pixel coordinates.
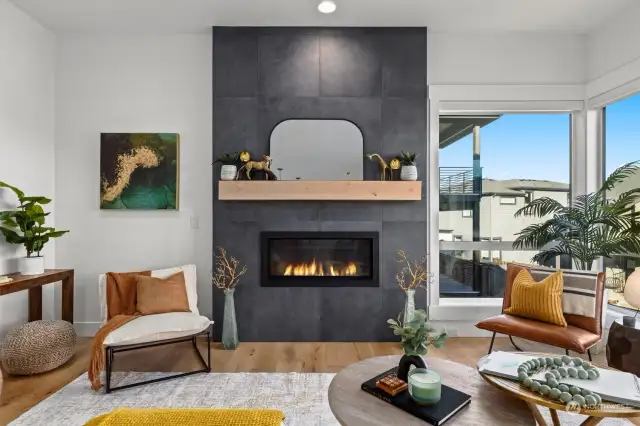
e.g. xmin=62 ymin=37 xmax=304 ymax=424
xmin=517 ymin=356 xmax=602 ymax=408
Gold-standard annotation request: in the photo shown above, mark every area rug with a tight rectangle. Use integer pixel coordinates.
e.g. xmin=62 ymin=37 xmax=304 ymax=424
xmin=10 ymin=372 xmax=634 ymax=425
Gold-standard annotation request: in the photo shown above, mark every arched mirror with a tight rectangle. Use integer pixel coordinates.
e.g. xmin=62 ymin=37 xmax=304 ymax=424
xmin=269 ymin=119 xmax=364 ymax=181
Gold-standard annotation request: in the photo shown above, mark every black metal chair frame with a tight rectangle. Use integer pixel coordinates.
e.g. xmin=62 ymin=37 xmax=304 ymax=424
xmin=487 ymin=332 xmax=593 ymax=362
xmin=105 ymin=329 xmax=211 ymax=393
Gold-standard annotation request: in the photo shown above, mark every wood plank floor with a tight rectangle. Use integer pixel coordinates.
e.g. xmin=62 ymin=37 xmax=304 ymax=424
xmin=0 ymin=337 xmax=620 ymax=425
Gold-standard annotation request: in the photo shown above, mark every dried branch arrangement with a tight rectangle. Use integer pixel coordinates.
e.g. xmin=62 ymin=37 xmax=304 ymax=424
xmin=212 ymin=247 xmax=247 ymax=290
xmin=395 ymin=249 xmax=433 ymax=291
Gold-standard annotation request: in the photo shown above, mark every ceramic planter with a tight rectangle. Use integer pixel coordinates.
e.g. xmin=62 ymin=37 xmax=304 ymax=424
xmin=397 ymin=354 xmax=428 ymax=382
xmin=19 ymin=256 xmax=45 ymax=275
xmin=401 ymin=165 xmax=418 ymax=181
xmin=220 ymin=165 xmax=238 ymax=181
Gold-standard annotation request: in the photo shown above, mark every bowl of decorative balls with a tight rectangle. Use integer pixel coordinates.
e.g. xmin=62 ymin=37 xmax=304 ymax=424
xmin=517 ymin=355 xmax=602 ymax=409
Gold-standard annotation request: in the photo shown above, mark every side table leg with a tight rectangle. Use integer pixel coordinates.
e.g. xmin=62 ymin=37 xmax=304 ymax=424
xmin=28 ymin=286 xmax=43 ymax=322
xmin=579 ymin=417 xmax=602 ymax=426
xmin=62 ymin=272 xmax=74 ymax=323
xmin=526 ymin=402 xmax=549 ymax=426
xmin=549 ymin=408 xmax=561 ymax=426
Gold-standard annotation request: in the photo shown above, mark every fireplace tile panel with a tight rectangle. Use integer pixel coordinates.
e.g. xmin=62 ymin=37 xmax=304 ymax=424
xmin=213 ymin=27 xmax=427 ymax=341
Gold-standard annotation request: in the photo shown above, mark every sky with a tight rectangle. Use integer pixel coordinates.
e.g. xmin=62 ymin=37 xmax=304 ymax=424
xmin=439 ymin=93 xmax=640 ymax=184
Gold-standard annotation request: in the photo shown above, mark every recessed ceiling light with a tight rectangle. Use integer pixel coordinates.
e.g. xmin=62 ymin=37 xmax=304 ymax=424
xmin=318 ymin=1 xmax=337 ymax=14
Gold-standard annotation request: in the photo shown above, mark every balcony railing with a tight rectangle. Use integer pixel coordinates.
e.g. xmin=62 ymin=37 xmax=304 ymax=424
xmin=439 ymin=167 xmax=481 ymax=194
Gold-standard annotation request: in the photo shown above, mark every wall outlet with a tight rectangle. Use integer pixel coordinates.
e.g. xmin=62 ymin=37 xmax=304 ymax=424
xmin=190 ymin=215 xmax=199 ymax=229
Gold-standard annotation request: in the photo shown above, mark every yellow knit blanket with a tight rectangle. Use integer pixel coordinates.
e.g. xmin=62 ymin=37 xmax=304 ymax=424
xmin=84 ymin=408 xmax=285 ymax=426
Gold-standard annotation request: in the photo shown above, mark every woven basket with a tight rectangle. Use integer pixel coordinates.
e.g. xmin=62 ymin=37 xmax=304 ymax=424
xmin=0 ymin=320 xmax=76 ymax=375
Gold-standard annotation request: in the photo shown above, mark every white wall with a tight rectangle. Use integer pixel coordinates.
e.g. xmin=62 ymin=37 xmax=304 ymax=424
xmin=0 ymin=0 xmax=56 ymax=338
xmin=586 ymin=3 xmax=640 ymax=103
xmin=54 ymin=35 xmax=213 ymax=335
xmin=588 ymin=3 xmax=640 ymax=82
xmin=428 ymin=32 xmax=587 ymax=85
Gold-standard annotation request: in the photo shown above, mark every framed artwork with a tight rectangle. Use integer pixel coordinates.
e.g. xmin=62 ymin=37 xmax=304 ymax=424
xmin=100 ymin=133 xmax=179 ymax=210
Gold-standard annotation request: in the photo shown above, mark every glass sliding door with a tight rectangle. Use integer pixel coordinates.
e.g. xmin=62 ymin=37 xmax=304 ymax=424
xmin=438 ymin=114 xmax=571 ymax=298
xmin=603 ymin=93 xmax=640 ymax=311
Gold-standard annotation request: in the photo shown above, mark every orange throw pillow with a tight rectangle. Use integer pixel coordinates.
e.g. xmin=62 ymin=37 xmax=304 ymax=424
xmin=504 ymin=269 xmax=567 ymax=327
xmin=135 ymin=272 xmax=190 ymax=315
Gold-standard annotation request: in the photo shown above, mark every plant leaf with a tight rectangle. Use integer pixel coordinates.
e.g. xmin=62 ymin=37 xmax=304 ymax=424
xmin=0 ymin=181 xmax=24 ymax=199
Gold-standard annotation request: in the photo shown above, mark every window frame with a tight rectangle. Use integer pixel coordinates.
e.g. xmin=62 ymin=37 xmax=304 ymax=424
xmin=428 ymin=87 xmax=584 ymax=311
xmin=499 ymin=196 xmax=517 ymax=205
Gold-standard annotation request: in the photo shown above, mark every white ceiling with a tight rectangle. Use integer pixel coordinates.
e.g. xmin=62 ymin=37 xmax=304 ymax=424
xmin=10 ymin=0 xmax=636 ymax=35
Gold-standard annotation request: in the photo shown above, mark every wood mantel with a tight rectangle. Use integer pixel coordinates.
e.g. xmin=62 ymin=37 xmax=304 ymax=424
xmin=218 ymin=181 xmax=422 ymax=201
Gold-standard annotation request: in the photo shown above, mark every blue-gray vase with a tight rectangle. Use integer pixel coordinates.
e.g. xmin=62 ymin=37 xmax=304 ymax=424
xmin=222 ymin=289 xmax=239 ymax=350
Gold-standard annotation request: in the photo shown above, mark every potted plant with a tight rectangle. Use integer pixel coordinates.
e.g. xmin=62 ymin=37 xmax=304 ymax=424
xmin=214 ymin=152 xmax=240 ymax=181
xmin=0 ymin=181 xmax=69 ymax=275
xmin=513 ymin=161 xmax=640 ymax=270
xmin=400 ymin=151 xmax=419 ymax=181
xmin=212 ymin=247 xmax=247 ymax=349
xmin=388 ymin=309 xmax=447 ymax=381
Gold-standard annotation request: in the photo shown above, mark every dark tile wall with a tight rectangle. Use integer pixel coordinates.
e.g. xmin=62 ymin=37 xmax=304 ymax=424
xmin=213 ymin=27 xmax=428 ymax=341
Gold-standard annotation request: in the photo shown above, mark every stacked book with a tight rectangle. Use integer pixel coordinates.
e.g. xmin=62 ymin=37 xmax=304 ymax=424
xmin=361 ymin=367 xmax=471 ymax=426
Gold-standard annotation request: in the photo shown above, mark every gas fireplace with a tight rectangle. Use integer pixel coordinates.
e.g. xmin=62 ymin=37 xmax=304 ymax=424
xmin=260 ymin=231 xmax=379 ymax=287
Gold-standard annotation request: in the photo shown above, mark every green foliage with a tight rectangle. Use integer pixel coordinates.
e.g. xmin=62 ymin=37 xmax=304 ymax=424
xmin=387 ymin=309 xmax=447 ymax=356
xmin=400 ymin=151 xmax=419 ymax=166
xmin=512 ymin=161 xmax=640 ymax=270
xmin=213 ymin=152 xmax=240 ymax=166
xmin=0 ymin=181 xmax=69 ymax=258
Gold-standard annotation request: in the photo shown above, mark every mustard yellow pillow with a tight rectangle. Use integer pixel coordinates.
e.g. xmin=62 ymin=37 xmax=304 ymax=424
xmin=505 ymin=269 xmax=567 ymax=327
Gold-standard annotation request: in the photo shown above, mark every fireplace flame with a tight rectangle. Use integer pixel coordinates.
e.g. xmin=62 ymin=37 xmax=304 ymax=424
xmin=283 ymin=259 xmax=358 ymax=276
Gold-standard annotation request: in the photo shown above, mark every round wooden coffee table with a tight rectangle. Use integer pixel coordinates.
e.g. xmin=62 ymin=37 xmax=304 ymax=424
xmin=478 ymin=352 xmax=640 ymax=426
xmin=328 ymin=355 xmax=535 ymax=426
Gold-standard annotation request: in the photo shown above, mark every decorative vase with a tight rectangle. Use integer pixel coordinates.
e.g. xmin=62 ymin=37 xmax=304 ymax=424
xmin=404 ymin=289 xmax=416 ymax=323
xmin=400 ymin=165 xmax=418 ymax=181
xmin=222 ymin=289 xmax=239 ymax=349
xmin=18 ymin=256 xmax=45 ymax=275
xmin=220 ymin=165 xmax=237 ymax=181
xmin=397 ymin=353 xmax=428 ymax=382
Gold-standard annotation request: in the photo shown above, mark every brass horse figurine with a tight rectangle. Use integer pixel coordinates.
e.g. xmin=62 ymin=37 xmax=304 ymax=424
xmin=366 ymin=153 xmax=391 ymax=181
xmin=236 ymin=155 xmax=277 ymax=180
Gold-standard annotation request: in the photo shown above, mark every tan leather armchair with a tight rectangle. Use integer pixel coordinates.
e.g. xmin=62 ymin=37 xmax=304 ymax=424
xmin=476 ymin=263 xmax=605 ymax=361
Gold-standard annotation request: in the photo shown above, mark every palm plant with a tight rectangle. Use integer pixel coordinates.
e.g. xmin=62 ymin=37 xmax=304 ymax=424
xmin=512 ymin=162 xmax=640 ymax=270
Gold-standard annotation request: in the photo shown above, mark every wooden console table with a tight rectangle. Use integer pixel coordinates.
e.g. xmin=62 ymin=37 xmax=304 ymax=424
xmin=0 ymin=269 xmax=74 ymax=323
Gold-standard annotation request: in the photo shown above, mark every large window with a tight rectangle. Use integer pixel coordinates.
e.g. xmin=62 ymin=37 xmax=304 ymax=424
xmin=439 ymin=114 xmax=571 ymax=298
xmin=604 ymin=93 xmax=640 ymax=311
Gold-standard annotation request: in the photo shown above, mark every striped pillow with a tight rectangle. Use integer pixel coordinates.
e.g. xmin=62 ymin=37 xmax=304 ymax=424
xmin=505 ymin=269 xmax=567 ymax=327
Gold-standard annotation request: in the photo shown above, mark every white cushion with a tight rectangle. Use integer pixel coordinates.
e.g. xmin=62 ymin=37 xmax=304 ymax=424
xmin=103 ymin=312 xmax=212 ymax=347
xmin=99 ymin=264 xmax=199 ymax=325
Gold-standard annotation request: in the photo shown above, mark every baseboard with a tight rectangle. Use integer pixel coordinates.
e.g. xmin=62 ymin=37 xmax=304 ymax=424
xmin=74 ymin=322 xmax=100 ymax=337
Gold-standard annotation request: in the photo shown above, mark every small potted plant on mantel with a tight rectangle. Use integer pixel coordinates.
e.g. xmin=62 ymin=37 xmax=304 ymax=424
xmin=0 ymin=181 xmax=69 ymax=275
xmin=400 ymin=151 xmax=419 ymax=181
xmin=213 ymin=152 xmax=240 ymax=181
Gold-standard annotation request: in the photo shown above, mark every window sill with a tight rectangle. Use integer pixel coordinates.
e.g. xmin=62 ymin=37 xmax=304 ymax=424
xmin=430 ymin=298 xmax=503 ymax=321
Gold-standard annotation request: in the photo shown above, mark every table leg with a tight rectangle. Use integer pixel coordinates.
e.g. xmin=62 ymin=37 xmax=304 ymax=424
xmin=28 ymin=286 xmax=43 ymax=322
xmin=579 ymin=417 xmax=602 ymax=426
xmin=549 ymin=408 xmax=561 ymax=426
xmin=62 ymin=272 xmax=74 ymax=323
xmin=526 ymin=402 xmax=549 ymax=426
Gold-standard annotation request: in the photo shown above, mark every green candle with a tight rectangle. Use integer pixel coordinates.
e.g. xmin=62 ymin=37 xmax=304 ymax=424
xmin=408 ymin=368 xmax=442 ymax=405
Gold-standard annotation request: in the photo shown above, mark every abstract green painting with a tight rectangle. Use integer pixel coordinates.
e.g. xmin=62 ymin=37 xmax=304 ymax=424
xmin=100 ymin=133 xmax=179 ymax=210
